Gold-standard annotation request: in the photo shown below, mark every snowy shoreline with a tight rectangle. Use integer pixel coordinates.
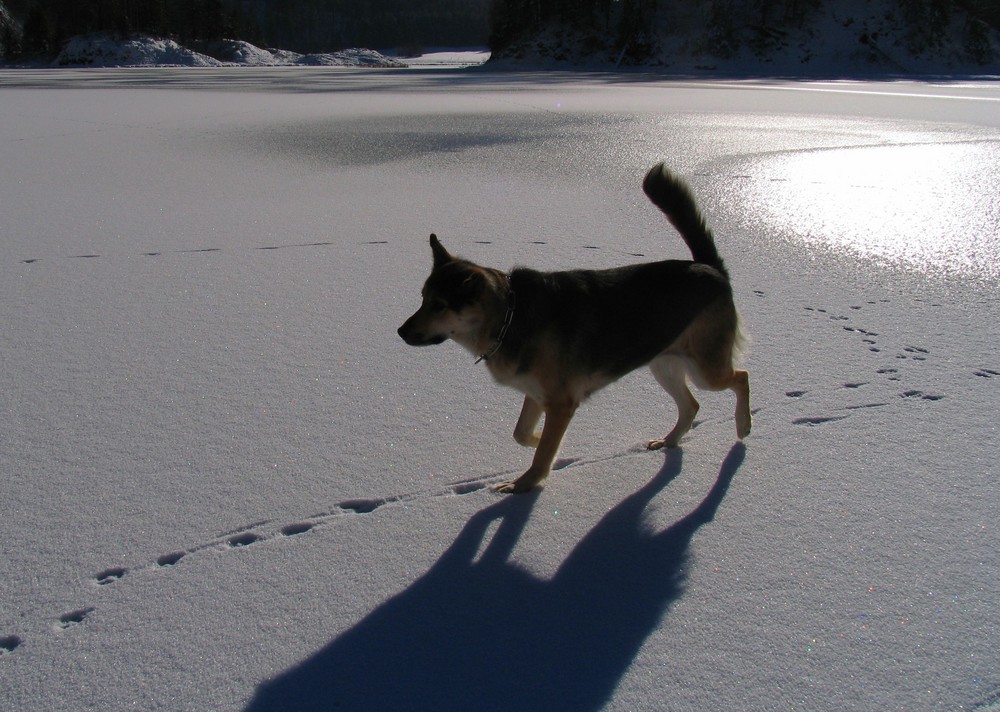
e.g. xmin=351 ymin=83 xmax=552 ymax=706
xmin=0 ymin=34 xmax=491 ymax=70
xmin=4 ymin=22 xmax=1000 ymax=78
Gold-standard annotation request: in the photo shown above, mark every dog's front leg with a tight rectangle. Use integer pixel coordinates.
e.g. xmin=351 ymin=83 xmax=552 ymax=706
xmin=496 ymin=401 xmax=577 ymax=494
xmin=512 ymin=396 xmax=543 ymax=447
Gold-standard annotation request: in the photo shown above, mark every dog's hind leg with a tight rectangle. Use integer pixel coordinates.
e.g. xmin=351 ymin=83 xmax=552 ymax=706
xmin=699 ymin=367 xmax=751 ymax=440
xmin=675 ymin=300 xmax=751 ymax=441
xmin=691 ymin=355 xmax=752 ymax=442
xmin=647 ymin=355 xmax=699 ymax=450
xmin=496 ymin=400 xmax=577 ymax=493
xmin=512 ymin=396 xmax=543 ymax=448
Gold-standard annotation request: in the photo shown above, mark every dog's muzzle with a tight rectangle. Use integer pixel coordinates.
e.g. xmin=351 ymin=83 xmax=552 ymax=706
xmin=398 ymin=319 xmax=446 ymax=346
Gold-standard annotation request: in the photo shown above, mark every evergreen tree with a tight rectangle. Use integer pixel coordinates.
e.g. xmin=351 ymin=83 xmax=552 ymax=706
xmin=20 ymin=4 xmax=50 ymax=54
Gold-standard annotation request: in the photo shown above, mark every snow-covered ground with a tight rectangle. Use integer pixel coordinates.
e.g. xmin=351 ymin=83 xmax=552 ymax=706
xmin=0 ymin=69 xmax=998 ymax=711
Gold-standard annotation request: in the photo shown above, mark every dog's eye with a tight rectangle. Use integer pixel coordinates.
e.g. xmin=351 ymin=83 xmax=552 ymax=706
xmin=429 ymin=299 xmax=448 ymax=313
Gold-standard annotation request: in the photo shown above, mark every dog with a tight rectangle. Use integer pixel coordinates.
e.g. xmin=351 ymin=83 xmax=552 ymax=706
xmin=398 ymin=163 xmax=751 ymax=493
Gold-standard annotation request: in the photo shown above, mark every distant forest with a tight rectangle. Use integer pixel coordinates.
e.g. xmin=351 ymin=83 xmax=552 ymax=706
xmin=254 ymin=0 xmax=489 ymax=53
xmin=2 ymin=0 xmax=998 ymax=61
xmin=489 ymin=0 xmax=1000 ymax=64
xmin=1 ymin=0 xmax=490 ymax=57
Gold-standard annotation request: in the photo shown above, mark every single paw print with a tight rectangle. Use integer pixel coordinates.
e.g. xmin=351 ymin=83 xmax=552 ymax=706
xmin=900 ymin=390 xmax=944 ymax=401
xmin=228 ymin=533 xmax=263 ymax=548
xmin=280 ymin=523 xmax=314 ymax=537
xmin=157 ymin=552 xmax=186 ymax=567
xmin=57 ymin=608 xmax=95 ymax=630
xmin=95 ymin=567 xmax=126 ymax=586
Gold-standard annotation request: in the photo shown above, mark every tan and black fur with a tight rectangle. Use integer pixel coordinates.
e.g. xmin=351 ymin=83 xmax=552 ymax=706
xmin=398 ymin=163 xmax=751 ymax=493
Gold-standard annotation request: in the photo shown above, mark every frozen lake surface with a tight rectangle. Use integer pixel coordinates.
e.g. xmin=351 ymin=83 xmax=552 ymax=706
xmin=1 ymin=68 xmax=998 ymax=711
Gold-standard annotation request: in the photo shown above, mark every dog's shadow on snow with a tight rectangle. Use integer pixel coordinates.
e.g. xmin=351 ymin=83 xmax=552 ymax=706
xmin=245 ymin=443 xmax=746 ymax=712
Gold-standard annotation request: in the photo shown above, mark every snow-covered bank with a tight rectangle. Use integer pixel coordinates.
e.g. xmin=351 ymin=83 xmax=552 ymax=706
xmin=54 ymin=34 xmax=225 ymax=67
xmin=0 ymin=70 xmax=997 ymax=711
xmin=386 ymin=48 xmax=491 ymax=69
xmin=48 ymin=34 xmax=408 ymax=68
xmin=8 ymin=34 xmax=491 ymax=69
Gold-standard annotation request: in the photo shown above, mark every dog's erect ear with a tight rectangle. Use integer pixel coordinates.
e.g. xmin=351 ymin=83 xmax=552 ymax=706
xmin=430 ymin=233 xmax=453 ymax=268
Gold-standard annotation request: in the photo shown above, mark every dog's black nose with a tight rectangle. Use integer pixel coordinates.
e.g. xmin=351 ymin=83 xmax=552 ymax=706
xmin=398 ymin=322 xmax=420 ymax=345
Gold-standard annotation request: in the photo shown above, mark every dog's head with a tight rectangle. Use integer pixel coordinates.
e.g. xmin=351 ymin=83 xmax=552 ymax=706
xmin=398 ymin=234 xmax=491 ymax=348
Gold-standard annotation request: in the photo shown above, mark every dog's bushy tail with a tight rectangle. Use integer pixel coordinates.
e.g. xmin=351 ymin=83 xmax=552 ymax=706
xmin=643 ymin=162 xmax=727 ymax=276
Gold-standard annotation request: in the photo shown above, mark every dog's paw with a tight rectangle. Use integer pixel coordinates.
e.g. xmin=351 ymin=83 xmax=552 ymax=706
xmin=493 ymin=469 xmax=547 ymax=494
xmin=494 ymin=480 xmax=537 ymax=494
xmin=646 ymin=438 xmax=680 ymax=451
xmin=493 ymin=480 xmax=538 ymax=494
xmin=513 ymin=432 xmax=541 ymax=448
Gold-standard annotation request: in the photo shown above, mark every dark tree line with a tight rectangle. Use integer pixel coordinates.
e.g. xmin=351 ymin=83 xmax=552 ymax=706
xmin=487 ymin=0 xmax=823 ymax=63
xmin=3 ymin=0 xmax=259 ymax=56
xmin=252 ymin=0 xmax=489 ymax=54
xmin=1 ymin=0 xmax=489 ymax=59
xmin=3 ymin=0 xmax=995 ymax=62
xmin=487 ymin=0 xmax=1000 ymax=64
